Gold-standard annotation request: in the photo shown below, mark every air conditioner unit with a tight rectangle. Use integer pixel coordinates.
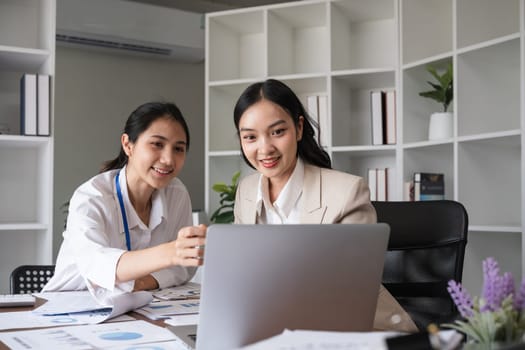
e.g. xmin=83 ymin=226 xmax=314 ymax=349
xmin=56 ymin=0 xmax=204 ymax=62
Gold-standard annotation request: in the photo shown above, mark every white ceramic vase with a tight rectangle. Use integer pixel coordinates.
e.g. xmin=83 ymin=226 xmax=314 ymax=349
xmin=428 ymin=112 xmax=453 ymax=140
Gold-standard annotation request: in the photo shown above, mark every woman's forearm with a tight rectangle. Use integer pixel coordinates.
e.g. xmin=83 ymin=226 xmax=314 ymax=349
xmin=116 ymin=243 xmax=173 ymax=283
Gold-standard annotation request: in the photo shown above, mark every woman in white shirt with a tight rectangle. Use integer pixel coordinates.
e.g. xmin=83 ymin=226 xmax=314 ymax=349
xmin=44 ymin=102 xmax=206 ymax=300
xmin=232 ymin=79 xmax=418 ymax=332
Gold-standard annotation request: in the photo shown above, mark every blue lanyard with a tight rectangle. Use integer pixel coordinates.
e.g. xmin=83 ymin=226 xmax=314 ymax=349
xmin=115 ymin=172 xmax=131 ymax=251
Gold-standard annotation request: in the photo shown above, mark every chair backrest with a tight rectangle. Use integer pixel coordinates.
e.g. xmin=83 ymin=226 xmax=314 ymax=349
xmin=10 ymin=265 xmax=55 ymax=294
xmin=372 ymin=200 xmax=468 ymax=331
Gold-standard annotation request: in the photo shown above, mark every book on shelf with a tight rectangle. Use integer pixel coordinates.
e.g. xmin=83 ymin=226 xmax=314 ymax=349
xmin=306 ymin=94 xmax=329 ymax=147
xmin=367 ymin=168 xmax=377 ymax=201
xmin=367 ymin=168 xmax=388 ymax=202
xmin=413 ymin=172 xmax=445 ymax=201
xmin=20 ymin=73 xmax=51 ymax=136
xmin=20 ymin=73 xmax=37 ymax=136
xmin=370 ymin=91 xmax=384 ymax=145
xmin=37 ymin=74 xmax=51 ymax=136
xmin=384 ymin=90 xmax=396 ymax=145
xmin=376 ymin=168 xmax=388 ymax=201
xmin=370 ymin=89 xmax=396 ymax=145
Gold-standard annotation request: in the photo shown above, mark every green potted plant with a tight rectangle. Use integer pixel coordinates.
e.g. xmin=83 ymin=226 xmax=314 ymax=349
xmin=209 ymin=171 xmax=240 ymax=224
xmin=419 ymin=62 xmax=453 ymax=140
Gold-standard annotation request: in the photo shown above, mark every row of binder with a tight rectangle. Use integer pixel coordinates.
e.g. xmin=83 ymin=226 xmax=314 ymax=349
xmin=20 ymin=73 xmax=50 ymax=136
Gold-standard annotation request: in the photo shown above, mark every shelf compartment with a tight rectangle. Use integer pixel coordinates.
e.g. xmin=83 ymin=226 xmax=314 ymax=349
xmin=208 ymin=82 xmax=253 ymax=152
xmin=458 ymin=135 xmax=521 ymax=227
xmin=403 ymin=143 xmax=454 ymax=200
xmin=401 ymin=0 xmax=452 ymax=65
xmin=456 ymin=0 xmax=520 ymax=49
xmin=330 ymin=0 xmax=397 ymax=71
xmin=0 ymin=0 xmax=55 ymax=51
xmin=208 ymin=77 xmax=327 ymax=152
xmin=0 ymin=143 xmax=51 ymax=224
xmin=457 ymin=39 xmax=520 ymax=136
xmin=276 ymin=76 xmax=328 ymax=97
xmin=207 ymin=10 xmax=265 ymax=82
xmin=268 ymin=2 xmax=328 ymax=76
xmin=207 ymin=155 xmax=255 ymax=218
xmin=0 ymin=67 xmax=53 ymax=136
xmin=332 ymin=71 xmax=395 ymax=147
xmin=402 ymin=58 xmax=453 ymax=144
xmin=331 ymin=149 xmax=396 ymax=200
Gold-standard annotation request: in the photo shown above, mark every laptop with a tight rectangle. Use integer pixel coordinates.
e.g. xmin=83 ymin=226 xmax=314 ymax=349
xmin=169 ymin=223 xmax=390 ymax=350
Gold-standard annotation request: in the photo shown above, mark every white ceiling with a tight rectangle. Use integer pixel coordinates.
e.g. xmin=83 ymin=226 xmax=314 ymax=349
xmin=125 ymin=0 xmax=301 ymax=13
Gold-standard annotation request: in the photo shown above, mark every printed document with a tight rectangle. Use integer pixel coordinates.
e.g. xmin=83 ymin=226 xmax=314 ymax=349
xmin=238 ymin=329 xmax=401 ymax=350
xmin=0 ymin=320 xmax=175 ymax=350
xmin=135 ymin=299 xmax=199 ymax=320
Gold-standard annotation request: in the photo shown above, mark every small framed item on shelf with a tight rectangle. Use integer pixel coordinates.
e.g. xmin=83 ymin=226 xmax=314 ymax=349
xmin=413 ymin=173 xmax=444 ymax=201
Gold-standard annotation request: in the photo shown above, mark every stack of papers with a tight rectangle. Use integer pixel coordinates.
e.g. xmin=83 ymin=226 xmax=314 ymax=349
xmin=135 ymin=299 xmax=200 ymax=320
xmin=33 ymin=290 xmax=152 ymax=324
xmin=153 ymin=282 xmax=200 ymax=300
xmin=0 ymin=320 xmax=181 ymax=350
xmin=0 ymin=291 xmax=152 ymax=331
xmin=0 ymin=285 xmax=204 ymax=350
xmin=133 ymin=283 xmax=201 ymax=321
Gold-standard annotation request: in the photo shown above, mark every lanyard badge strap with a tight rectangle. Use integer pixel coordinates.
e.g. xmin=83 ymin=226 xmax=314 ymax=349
xmin=115 ymin=172 xmax=131 ymax=251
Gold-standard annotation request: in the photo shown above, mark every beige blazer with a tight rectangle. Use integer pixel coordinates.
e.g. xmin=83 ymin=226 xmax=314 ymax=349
xmin=234 ymin=162 xmax=418 ymax=332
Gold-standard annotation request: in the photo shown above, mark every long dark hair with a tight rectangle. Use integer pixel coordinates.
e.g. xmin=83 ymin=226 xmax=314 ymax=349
xmin=233 ymin=79 xmax=331 ymax=169
xmin=101 ymin=102 xmax=190 ymax=172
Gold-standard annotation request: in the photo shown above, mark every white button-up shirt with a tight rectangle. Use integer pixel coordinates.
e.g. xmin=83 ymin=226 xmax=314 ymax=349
xmin=256 ymin=158 xmax=304 ymax=224
xmin=43 ymin=167 xmax=195 ymax=301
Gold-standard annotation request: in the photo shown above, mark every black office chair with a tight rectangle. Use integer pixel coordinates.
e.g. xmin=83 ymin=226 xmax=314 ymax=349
xmin=10 ymin=265 xmax=55 ymax=294
xmin=372 ymin=200 xmax=468 ymax=331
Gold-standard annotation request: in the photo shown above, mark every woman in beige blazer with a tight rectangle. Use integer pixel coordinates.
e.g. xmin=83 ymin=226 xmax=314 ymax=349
xmin=232 ymin=79 xmax=418 ymax=333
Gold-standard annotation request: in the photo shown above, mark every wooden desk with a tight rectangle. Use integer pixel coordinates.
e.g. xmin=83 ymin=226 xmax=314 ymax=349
xmin=0 ymin=297 xmax=169 ymax=350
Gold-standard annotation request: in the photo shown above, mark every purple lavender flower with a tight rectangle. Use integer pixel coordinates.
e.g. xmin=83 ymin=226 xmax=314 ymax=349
xmin=447 ymin=258 xmax=525 ymax=344
xmin=481 ymin=257 xmax=506 ymax=311
xmin=448 ymin=280 xmax=474 ymax=318
xmin=515 ymin=278 xmax=525 ymax=310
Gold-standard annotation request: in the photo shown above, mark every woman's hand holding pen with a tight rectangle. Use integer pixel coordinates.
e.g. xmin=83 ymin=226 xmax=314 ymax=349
xmin=172 ymin=224 xmax=207 ymax=266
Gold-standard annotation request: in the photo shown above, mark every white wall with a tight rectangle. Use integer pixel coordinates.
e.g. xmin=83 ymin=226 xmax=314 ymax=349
xmin=53 ymin=46 xmax=204 ymax=258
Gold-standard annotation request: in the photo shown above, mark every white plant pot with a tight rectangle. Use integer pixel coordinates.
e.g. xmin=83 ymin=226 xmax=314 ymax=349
xmin=428 ymin=112 xmax=453 ymax=140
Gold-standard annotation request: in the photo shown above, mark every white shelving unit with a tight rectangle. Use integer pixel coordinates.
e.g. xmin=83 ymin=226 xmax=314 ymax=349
xmin=205 ymin=0 xmax=524 ymax=292
xmin=0 ymin=0 xmax=55 ymax=293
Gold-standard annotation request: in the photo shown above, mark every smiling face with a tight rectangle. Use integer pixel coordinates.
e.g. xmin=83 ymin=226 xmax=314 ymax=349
xmin=239 ymin=99 xmax=303 ymax=190
xmin=122 ymin=116 xmax=187 ymax=196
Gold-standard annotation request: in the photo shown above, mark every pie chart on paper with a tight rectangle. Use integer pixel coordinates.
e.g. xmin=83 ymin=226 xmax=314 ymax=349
xmin=99 ymin=331 xmax=143 ymax=341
